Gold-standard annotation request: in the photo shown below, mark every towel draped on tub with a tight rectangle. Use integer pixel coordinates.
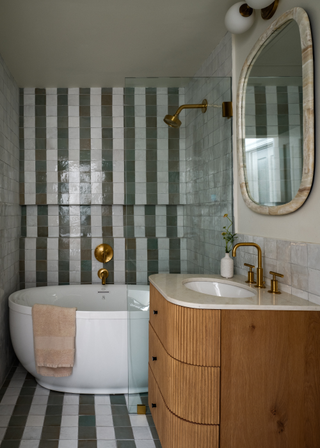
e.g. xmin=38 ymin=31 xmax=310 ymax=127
xmin=32 ymin=304 xmax=77 ymax=377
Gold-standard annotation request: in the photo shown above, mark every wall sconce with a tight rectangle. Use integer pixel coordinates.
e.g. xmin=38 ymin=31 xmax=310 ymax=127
xmin=225 ymin=0 xmax=279 ymax=34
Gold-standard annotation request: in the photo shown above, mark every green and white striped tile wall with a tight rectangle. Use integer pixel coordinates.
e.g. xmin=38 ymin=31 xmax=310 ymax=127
xmin=20 ymin=87 xmax=185 ymax=206
xmin=19 ymin=87 xmax=187 ymax=287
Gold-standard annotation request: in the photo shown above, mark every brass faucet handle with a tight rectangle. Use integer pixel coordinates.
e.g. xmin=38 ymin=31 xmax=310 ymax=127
xmin=244 ymin=263 xmax=255 ymax=269
xmin=244 ymin=263 xmax=255 ymax=284
xmin=268 ymin=271 xmax=284 ymax=294
xmin=270 ymin=271 xmax=284 ymax=279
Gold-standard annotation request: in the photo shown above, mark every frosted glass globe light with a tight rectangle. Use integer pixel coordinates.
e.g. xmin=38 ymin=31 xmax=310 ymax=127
xmin=225 ymin=2 xmax=255 ymax=34
xmin=246 ymin=0 xmax=274 ymax=8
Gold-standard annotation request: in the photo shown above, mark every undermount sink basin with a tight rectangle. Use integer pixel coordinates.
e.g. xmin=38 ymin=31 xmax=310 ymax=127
xmin=184 ymin=280 xmax=256 ymax=298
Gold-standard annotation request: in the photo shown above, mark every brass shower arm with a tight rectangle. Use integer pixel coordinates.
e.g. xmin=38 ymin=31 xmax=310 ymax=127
xmin=173 ymin=99 xmax=208 ymax=117
xmin=164 ymin=100 xmax=232 ymax=128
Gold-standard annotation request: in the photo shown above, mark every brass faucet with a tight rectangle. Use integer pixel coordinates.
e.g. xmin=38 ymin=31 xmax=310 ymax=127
xmin=232 ymin=243 xmax=265 ymax=288
xmin=98 ymin=268 xmax=109 ymax=285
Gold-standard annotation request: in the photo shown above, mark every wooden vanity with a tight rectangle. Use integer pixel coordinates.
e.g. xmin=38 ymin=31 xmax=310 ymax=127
xmin=148 ymin=274 xmax=320 ymax=448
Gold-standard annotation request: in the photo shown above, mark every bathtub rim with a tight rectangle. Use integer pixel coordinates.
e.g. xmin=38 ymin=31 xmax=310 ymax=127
xmin=9 ymin=284 xmax=150 ymax=319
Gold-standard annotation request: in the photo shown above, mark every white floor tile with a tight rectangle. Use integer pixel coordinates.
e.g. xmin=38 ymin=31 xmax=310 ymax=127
xmin=0 ymin=405 xmax=14 ymax=416
xmin=29 ymin=405 xmax=47 ymax=415
xmin=58 ymin=440 xmax=78 ymax=448
xmin=0 ymin=427 xmax=6 ymax=441
xmin=62 ymin=405 xmax=79 ymax=415
xmin=133 ymin=426 xmax=153 ymax=440
xmin=8 ymin=380 xmax=25 ymax=387
xmin=19 ymin=440 xmax=40 ymax=448
xmin=2 ymin=387 xmax=21 ymax=397
xmin=0 ymin=416 xmax=10 ymax=427
xmin=129 ymin=415 xmax=149 ymax=427
xmin=95 ymin=395 xmax=111 ymax=405
xmin=22 ymin=427 xmax=42 ymax=440
xmin=63 ymin=394 xmax=79 ymax=405
xmin=59 ymin=426 xmax=79 ymax=439
xmin=95 ymin=415 xmax=114 ymax=427
xmin=97 ymin=441 xmax=117 ymax=448
xmin=61 ymin=415 xmax=79 ymax=427
xmin=0 ymin=395 xmax=18 ymax=405
xmin=26 ymin=415 xmax=45 ymax=427
xmin=31 ymin=395 xmax=48 ymax=405
xmin=135 ymin=440 xmax=156 ymax=448
xmin=95 ymin=404 xmax=112 ymax=415
xmin=96 ymin=426 xmax=116 ymax=440
xmin=34 ymin=386 xmax=50 ymax=396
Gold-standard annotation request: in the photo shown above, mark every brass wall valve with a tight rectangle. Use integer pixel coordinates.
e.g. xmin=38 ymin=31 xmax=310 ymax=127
xmin=244 ymin=263 xmax=255 ymax=284
xmin=268 ymin=271 xmax=284 ymax=294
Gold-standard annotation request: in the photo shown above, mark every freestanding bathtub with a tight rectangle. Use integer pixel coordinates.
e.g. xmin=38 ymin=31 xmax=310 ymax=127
xmin=9 ymin=284 xmax=149 ymax=394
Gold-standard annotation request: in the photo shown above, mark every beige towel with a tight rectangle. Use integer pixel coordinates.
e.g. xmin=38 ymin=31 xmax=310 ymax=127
xmin=32 ymin=304 xmax=76 ymax=377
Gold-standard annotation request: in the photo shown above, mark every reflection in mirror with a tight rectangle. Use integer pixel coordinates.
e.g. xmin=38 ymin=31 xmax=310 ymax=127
xmin=245 ymin=21 xmax=303 ymax=206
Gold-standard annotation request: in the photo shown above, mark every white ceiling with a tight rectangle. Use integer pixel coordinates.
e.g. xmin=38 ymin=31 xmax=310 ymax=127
xmin=0 ymin=0 xmax=234 ymax=87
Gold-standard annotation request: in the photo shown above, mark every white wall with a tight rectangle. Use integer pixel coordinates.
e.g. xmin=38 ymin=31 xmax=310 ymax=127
xmin=233 ymin=0 xmax=320 ymax=243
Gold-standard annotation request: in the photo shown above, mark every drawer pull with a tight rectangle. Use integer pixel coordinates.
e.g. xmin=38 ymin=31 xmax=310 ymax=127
xmin=152 ymin=356 xmax=157 ymax=361
xmin=152 ymin=403 xmax=157 ymax=408
xmin=153 ymin=310 xmax=158 ymax=315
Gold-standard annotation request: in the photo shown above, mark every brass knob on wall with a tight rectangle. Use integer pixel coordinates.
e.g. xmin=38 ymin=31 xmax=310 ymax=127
xmin=95 ymin=244 xmax=113 ymax=263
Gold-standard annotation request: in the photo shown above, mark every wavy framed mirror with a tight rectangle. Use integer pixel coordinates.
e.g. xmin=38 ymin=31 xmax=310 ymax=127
xmin=237 ymin=7 xmax=314 ymax=215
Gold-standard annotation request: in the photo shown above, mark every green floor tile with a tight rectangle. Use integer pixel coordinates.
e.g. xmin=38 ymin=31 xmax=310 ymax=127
xmin=43 ymin=416 xmax=61 ymax=426
xmin=4 ymin=427 xmax=24 ymax=440
xmin=8 ymin=416 xmax=27 ymax=427
xmin=79 ymin=395 xmax=94 ymax=405
xmin=79 ymin=404 xmax=95 ymax=416
xmin=114 ymin=427 xmax=134 ymax=440
xmin=39 ymin=441 xmax=59 ymax=448
xmin=78 ymin=426 xmax=96 ymax=440
xmin=41 ymin=426 xmax=60 ymax=440
xmin=79 ymin=416 xmax=96 ymax=427
xmin=112 ymin=415 xmax=131 ymax=427
xmin=111 ymin=405 xmax=128 ymax=416
xmin=110 ymin=395 xmax=126 ymax=405
xmin=116 ymin=441 xmax=136 ymax=448
xmin=78 ymin=441 xmax=97 ymax=448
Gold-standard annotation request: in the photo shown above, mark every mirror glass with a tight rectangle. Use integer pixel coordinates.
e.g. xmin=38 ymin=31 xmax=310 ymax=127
xmin=245 ymin=21 xmax=302 ymax=206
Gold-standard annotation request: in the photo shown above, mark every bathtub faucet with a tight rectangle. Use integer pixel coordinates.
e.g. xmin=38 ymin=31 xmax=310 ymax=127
xmin=98 ymin=268 xmax=109 ymax=285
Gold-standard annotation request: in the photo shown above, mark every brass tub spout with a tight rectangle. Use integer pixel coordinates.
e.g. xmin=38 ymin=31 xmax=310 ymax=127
xmin=98 ymin=268 xmax=109 ymax=285
xmin=232 ymin=242 xmax=265 ymax=288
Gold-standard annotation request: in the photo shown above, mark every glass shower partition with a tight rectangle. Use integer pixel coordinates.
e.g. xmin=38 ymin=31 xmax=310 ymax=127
xmin=124 ymin=76 xmax=233 ymax=413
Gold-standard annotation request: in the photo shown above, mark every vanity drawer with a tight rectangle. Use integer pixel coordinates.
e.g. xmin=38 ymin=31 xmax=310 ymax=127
xmin=149 ymin=323 xmax=220 ymax=424
xmin=150 ymin=284 xmax=221 ymax=366
xmin=148 ymin=366 xmax=219 ymax=448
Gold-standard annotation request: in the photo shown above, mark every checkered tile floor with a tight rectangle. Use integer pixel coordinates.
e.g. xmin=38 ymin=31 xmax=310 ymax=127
xmin=0 ymin=365 xmax=161 ymax=448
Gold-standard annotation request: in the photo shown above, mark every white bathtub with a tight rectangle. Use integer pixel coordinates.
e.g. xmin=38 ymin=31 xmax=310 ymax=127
xmin=8 ymin=284 xmax=149 ymax=394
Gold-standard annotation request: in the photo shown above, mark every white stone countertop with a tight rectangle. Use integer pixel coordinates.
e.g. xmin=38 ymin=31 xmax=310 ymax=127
xmin=149 ymin=273 xmax=320 ymax=311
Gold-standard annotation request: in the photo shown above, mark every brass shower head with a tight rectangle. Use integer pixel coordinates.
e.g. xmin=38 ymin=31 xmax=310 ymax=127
xmin=163 ymin=114 xmax=182 ymax=128
xmin=163 ymin=99 xmax=208 ymax=128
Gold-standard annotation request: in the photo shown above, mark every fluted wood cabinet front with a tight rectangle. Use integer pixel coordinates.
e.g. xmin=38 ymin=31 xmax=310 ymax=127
xmin=149 ymin=324 xmax=220 ymax=424
xmin=149 ymin=284 xmax=220 ymax=448
xmin=148 ymin=367 xmax=219 ymax=448
xmin=149 ymin=285 xmax=220 ymax=366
